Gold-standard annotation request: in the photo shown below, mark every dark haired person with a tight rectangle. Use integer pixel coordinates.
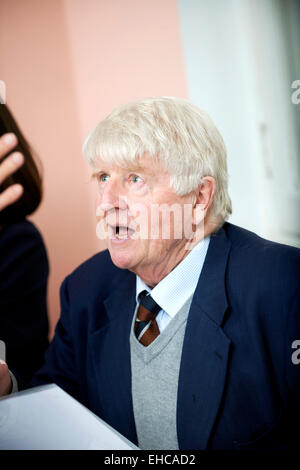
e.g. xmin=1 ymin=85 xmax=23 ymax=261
xmin=0 ymin=102 xmax=49 ymax=387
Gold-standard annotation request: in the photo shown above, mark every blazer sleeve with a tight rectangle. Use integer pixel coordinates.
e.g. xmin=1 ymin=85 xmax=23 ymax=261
xmin=27 ymin=276 xmax=81 ymax=402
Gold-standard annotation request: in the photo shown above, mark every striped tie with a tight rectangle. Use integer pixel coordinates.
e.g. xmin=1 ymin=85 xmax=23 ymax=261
xmin=134 ymin=290 xmax=161 ymax=346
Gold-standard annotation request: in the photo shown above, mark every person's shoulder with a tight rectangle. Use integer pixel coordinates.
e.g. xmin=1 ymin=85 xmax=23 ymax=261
xmin=64 ymin=249 xmax=128 ymax=298
xmin=0 ymin=219 xmax=49 ymax=294
xmin=223 ymin=222 xmax=300 ymax=290
xmin=0 ymin=218 xmax=47 ymax=250
xmin=224 ymin=221 xmax=300 ymax=260
xmin=0 ymin=218 xmax=48 ymax=258
xmin=69 ymin=249 xmax=117 ymax=278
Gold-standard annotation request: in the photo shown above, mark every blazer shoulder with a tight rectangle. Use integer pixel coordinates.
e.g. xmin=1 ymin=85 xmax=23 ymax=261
xmin=65 ymin=249 xmax=124 ymax=297
xmin=225 ymin=222 xmax=300 ymax=260
xmin=224 ymin=222 xmax=300 ymax=293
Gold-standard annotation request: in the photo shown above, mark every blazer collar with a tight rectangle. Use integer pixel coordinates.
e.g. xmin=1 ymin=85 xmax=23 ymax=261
xmin=103 ymin=268 xmax=136 ymax=323
xmin=90 ymin=268 xmax=138 ymax=444
xmin=193 ymin=223 xmax=231 ymax=326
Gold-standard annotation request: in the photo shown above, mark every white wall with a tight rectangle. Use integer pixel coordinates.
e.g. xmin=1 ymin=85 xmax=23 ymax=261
xmin=177 ymin=0 xmax=300 ymax=247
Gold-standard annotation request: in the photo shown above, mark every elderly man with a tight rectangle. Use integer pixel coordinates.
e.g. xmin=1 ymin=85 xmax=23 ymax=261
xmin=1 ymin=97 xmax=300 ymax=450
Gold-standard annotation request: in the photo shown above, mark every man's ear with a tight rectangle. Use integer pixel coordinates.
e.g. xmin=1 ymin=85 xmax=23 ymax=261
xmin=192 ymin=176 xmax=216 ymax=225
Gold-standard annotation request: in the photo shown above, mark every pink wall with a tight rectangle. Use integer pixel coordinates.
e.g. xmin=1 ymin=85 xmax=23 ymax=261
xmin=63 ymin=0 xmax=188 ymax=139
xmin=0 ymin=0 xmax=187 ymax=338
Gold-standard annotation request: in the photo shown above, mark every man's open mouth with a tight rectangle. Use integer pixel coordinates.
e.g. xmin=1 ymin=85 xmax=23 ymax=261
xmin=109 ymin=225 xmax=135 ymax=240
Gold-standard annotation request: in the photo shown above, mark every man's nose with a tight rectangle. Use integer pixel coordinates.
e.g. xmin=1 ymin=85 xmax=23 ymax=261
xmin=99 ymin=180 xmax=127 ymax=211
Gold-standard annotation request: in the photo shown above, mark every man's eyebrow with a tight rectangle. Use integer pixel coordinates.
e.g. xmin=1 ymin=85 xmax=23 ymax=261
xmin=90 ymin=169 xmax=102 ymax=180
xmin=90 ymin=165 xmax=156 ymax=181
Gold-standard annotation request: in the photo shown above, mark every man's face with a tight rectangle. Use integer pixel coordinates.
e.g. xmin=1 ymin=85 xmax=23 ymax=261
xmin=92 ymin=154 xmax=197 ymax=282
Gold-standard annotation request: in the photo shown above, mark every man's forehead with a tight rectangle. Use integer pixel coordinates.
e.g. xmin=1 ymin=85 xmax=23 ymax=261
xmin=92 ymin=154 xmax=165 ymax=175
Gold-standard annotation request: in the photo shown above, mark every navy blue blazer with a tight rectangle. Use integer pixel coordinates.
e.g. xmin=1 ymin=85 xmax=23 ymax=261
xmin=28 ymin=222 xmax=300 ymax=449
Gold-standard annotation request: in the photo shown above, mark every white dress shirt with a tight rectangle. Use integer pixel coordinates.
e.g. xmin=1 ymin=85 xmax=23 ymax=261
xmin=136 ymin=236 xmax=210 ymax=332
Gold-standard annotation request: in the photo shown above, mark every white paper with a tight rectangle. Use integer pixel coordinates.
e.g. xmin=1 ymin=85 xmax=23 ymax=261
xmin=0 ymin=340 xmax=5 ymax=362
xmin=0 ymin=384 xmax=138 ymax=450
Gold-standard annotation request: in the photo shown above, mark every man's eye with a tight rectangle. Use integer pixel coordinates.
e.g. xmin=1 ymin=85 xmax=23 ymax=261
xmin=131 ymin=175 xmax=142 ymax=183
xmin=99 ymin=174 xmax=109 ymax=182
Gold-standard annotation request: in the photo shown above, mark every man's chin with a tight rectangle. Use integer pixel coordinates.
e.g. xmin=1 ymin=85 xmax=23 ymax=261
xmin=108 ymin=248 xmax=137 ymax=271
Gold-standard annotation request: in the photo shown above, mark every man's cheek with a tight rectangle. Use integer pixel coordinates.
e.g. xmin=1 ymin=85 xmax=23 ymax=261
xmin=94 ymin=193 xmax=102 ymax=211
xmin=128 ymin=203 xmax=150 ymax=240
xmin=95 ymin=206 xmax=109 ymax=241
xmin=96 ymin=218 xmax=109 ymax=241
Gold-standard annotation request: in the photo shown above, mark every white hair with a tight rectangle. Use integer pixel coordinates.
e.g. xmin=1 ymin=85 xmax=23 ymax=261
xmin=83 ymin=96 xmax=232 ymax=225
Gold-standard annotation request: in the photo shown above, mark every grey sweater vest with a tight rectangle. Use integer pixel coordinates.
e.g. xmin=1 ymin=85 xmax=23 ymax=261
xmin=130 ymin=295 xmax=193 ymax=450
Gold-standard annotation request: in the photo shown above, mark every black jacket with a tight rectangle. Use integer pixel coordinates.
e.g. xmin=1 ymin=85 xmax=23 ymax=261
xmin=0 ymin=219 xmax=49 ymax=383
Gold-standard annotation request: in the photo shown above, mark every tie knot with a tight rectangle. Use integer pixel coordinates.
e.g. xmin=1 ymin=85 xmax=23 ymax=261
xmin=137 ymin=290 xmax=161 ymax=322
xmin=139 ymin=290 xmax=161 ymax=313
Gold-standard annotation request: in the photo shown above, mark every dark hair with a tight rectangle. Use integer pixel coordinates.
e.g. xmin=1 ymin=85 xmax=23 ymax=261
xmin=0 ymin=101 xmax=43 ymax=227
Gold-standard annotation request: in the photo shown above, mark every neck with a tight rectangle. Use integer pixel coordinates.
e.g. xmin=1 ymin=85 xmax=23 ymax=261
xmin=135 ymin=216 xmax=219 ymax=288
xmin=135 ymin=244 xmax=188 ymax=287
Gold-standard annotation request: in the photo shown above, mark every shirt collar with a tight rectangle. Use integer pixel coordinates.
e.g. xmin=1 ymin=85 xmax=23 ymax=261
xmin=136 ymin=236 xmax=210 ymax=318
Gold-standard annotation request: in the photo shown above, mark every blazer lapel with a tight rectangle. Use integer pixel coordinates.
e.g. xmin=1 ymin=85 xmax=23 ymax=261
xmin=89 ymin=270 xmax=138 ymax=445
xmin=177 ymin=226 xmax=232 ymax=449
